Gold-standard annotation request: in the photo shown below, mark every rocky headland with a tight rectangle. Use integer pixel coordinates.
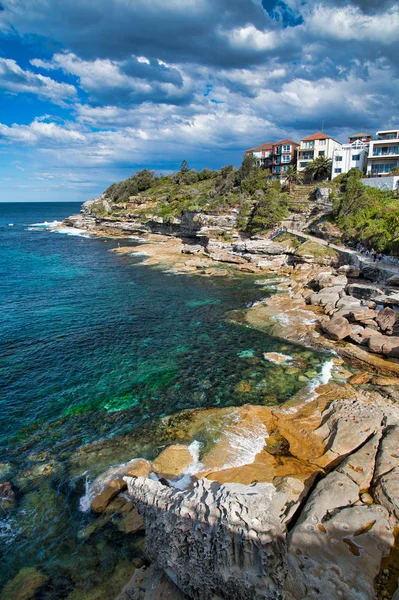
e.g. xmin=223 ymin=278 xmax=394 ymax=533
xmin=33 ymin=192 xmax=399 ymax=599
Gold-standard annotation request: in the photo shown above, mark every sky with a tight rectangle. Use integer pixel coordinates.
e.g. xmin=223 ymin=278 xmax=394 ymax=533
xmin=0 ymin=0 xmax=398 ymax=202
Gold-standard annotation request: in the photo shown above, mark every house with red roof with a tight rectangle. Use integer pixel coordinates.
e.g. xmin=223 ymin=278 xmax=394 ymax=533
xmin=297 ymin=132 xmax=342 ymax=172
xmin=245 ymin=142 xmax=274 ymax=169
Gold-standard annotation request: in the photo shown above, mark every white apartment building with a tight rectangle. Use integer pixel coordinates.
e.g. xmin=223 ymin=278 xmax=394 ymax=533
xmin=366 ymin=129 xmax=399 ymax=176
xmin=331 ymin=140 xmax=369 ymax=179
xmin=297 ymin=132 xmax=342 ymax=172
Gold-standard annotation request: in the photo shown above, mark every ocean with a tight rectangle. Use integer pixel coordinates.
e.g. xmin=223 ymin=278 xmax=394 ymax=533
xmin=0 ymin=202 xmax=328 ymax=597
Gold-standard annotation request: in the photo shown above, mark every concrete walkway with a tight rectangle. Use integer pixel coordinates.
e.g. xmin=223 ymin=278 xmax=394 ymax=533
xmin=284 ymin=228 xmax=399 ymax=276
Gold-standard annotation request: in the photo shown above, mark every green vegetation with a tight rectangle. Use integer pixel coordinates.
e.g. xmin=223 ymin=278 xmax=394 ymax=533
xmin=101 ymin=156 xmax=291 ymax=234
xmin=332 ymin=168 xmax=398 ymax=252
xmin=304 ymin=156 xmax=332 ymax=182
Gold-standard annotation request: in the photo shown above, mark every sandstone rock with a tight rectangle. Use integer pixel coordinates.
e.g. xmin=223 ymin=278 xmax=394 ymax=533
xmin=368 ymin=333 xmax=399 ymax=358
xmin=152 ymin=445 xmax=193 ymax=479
xmin=257 ymin=255 xmax=287 ymax=269
xmin=313 ymin=272 xmax=347 ymax=289
xmin=373 ymin=376 xmax=399 ymax=386
xmin=348 ymin=308 xmax=379 ymax=323
xmin=360 ymin=492 xmax=374 ymax=504
xmin=91 ymin=478 xmax=127 ymax=513
xmin=347 ymin=282 xmax=384 ymax=300
xmin=337 ymin=432 xmax=382 ymax=491
xmin=181 ymin=244 xmax=203 ymax=255
xmin=321 ymin=316 xmax=352 ymax=340
xmin=117 ymin=508 xmax=145 ymax=534
xmin=373 ymin=467 xmax=399 ymax=520
xmin=377 ymin=307 xmax=397 ymax=332
xmin=288 ymin=501 xmax=393 ymax=600
xmin=348 ymin=372 xmax=372 ymax=385
xmin=307 ymin=285 xmax=344 ymax=308
xmin=313 ymin=400 xmax=384 ymax=468
xmin=0 ymin=567 xmax=49 ymax=600
xmin=263 ymin=352 xmax=291 ymax=364
xmin=233 ymin=240 xmax=286 ymax=255
xmin=125 ymin=477 xmax=287 ymax=600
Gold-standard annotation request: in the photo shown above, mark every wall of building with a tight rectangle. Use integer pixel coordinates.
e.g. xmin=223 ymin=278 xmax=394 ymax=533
xmin=362 ymin=176 xmax=399 ymax=191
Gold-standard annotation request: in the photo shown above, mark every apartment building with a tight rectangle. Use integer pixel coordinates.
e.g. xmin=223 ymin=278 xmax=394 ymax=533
xmin=297 ymin=132 xmax=342 ymax=172
xmin=271 ymin=138 xmax=299 ymax=175
xmin=366 ymin=129 xmax=399 ymax=176
xmin=331 ymin=138 xmax=369 ymax=179
xmin=245 ymin=142 xmax=274 ymax=168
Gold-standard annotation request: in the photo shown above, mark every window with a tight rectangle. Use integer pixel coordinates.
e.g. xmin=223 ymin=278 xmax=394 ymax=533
xmin=335 ymin=156 xmax=343 ymax=161
xmin=334 ymin=168 xmax=342 ymax=174
xmin=319 ymin=151 xmax=325 ymax=157
xmin=319 ymin=139 xmax=326 ymax=145
xmin=275 ymin=166 xmax=280 ymax=173
xmin=352 ymin=154 xmax=361 ymax=161
xmin=302 ymin=152 xmax=314 ymax=160
xmin=282 ymin=144 xmax=291 ymax=153
xmin=283 ymin=165 xmax=289 ymax=171
xmin=302 ymin=142 xmax=314 ymax=149
xmin=300 ymin=162 xmax=308 ymax=168
xmin=282 ymin=155 xmax=291 ymax=163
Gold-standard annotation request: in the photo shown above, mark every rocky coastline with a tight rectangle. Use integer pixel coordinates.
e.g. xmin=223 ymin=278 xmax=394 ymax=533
xmin=37 ymin=197 xmax=399 ymax=598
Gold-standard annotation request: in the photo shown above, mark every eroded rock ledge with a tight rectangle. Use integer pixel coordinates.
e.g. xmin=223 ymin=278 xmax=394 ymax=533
xmin=114 ymin=392 xmax=399 ymax=600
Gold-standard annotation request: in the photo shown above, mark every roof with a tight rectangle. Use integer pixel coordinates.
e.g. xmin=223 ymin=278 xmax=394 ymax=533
xmin=301 ymin=131 xmax=331 ymax=141
xmin=246 ymin=142 xmax=274 ymax=153
xmin=350 ymin=132 xmax=371 ymax=138
xmin=274 ymin=138 xmax=299 ymax=147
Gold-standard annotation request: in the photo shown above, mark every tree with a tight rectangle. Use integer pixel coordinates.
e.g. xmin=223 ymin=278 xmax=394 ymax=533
xmin=283 ymin=166 xmax=303 ymax=193
xmin=304 ymin=156 xmax=332 ymax=182
xmin=237 ymin=154 xmax=258 ymax=185
xmin=180 ymin=160 xmax=190 ymax=173
xmin=246 ymin=188 xmax=289 ymax=233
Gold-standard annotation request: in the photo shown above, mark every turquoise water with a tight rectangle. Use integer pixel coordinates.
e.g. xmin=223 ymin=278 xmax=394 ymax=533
xmin=0 ymin=203 xmax=328 ymax=598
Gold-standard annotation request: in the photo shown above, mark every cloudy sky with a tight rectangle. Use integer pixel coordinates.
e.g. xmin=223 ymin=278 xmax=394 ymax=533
xmin=0 ymin=0 xmax=398 ymax=202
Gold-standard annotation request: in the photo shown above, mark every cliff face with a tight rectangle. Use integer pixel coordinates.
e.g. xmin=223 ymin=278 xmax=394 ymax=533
xmin=123 ymin=477 xmax=287 ymax=600
xmin=120 ymin=393 xmax=399 ymax=600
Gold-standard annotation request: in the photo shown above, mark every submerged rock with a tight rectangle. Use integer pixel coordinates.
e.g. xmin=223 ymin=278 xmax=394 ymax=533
xmin=0 ymin=567 xmax=48 ymax=600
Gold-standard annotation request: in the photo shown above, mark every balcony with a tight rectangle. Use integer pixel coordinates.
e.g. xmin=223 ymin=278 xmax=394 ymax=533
xmin=372 ymin=146 xmax=399 ymax=157
xmin=299 ymin=142 xmax=315 ymax=150
xmin=377 ymin=133 xmax=399 ymax=140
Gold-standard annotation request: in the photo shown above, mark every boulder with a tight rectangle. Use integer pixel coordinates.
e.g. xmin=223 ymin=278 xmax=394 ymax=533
xmin=313 ymin=272 xmax=347 ymax=289
xmin=348 ymin=308 xmax=378 ymax=323
xmin=377 ymin=307 xmax=397 ymax=333
xmin=117 ymin=508 xmax=145 ymax=534
xmin=347 ymin=282 xmax=384 ymax=301
xmin=321 ymin=316 xmax=352 ymax=341
xmin=386 ymin=274 xmax=399 ymax=287
xmin=91 ymin=478 xmax=127 ymax=513
xmin=181 ymin=244 xmax=203 ymax=255
xmin=373 ymin=376 xmax=399 ymax=386
xmin=368 ymin=334 xmax=399 ymax=358
xmin=152 ymin=445 xmax=194 ymax=479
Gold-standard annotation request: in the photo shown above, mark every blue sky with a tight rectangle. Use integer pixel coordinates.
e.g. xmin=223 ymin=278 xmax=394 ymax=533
xmin=0 ymin=0 xmax=398 ymax=202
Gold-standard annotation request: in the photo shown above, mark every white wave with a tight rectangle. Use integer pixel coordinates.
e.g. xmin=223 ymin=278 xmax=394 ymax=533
xmin=131 ymin=251 xmax=150 ymax=257
xmin=128 ymin=236 xmax=148 ymax=242
xmin=169 ymin=441 xmax=204 ymax=490
xmin=215 ymin=421 xmax=268 ymax=471
xmin=246 ymin=297 xmax=268 ymax=308
xmin=30 ymin=220 xmax=61 ymax=227
xmin=78 ymin=457 xmax=150 ymax=512
xmin=0 ymin=517 xmax=21 ymax=546
xmin=79 ymin=474 xmax=93 ymax=513
xmin=8 ymin=223 xmax=14 ymax=226
xmin=53 ymin=227 xmax=90 ymax=237
xmin=305 ymin=359 xmax=335 ymax=402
